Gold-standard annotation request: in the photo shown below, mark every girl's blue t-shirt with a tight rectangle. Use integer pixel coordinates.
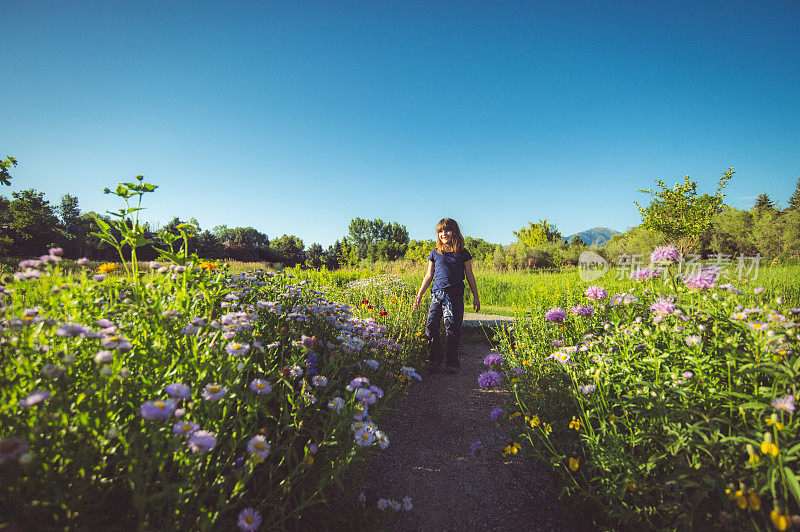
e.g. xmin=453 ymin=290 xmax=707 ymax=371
xmin=428 ymin=248 xmax=473 ymax=292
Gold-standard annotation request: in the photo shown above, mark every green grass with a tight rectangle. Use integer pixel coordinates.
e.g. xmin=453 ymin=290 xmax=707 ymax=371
xmin=212 ymin=260 xmax=800 ymax=311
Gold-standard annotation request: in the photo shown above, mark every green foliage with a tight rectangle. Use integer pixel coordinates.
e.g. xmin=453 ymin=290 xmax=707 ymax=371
xmin=8 ymin=189 xmax=63 ymax=255
xmin=496 ymin=271 xmax=800 ymax=529
xmin=271 ymin=234 xmax=305 ymax=266
xmin=405 ymin=239 xmax=436 ymax=263
xmin=787 ymin=178 xmax=800 ymax=212
xmin=305 ymin=243 xmax=324 ymax=269
xmin=513 ymin=219 xmax=562 ymax=246
xmin=347 ymin=217 xmax=409 ymax=262
xmin=92 ymin=176 xmax=158 ymax=278
xmin=635 ymin=168 xmax=733 ymax=253
xmin=753 ymin=192 xmax=777 ymax=215
xmin=0 ymin=155 xmax=17 ymax=186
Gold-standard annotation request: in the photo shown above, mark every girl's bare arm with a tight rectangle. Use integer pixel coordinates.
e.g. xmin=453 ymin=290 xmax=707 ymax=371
xmin=464 ymin=260 xmax=480 ymax=312
xmin=413 ymin=261 xmax=435 ymax=309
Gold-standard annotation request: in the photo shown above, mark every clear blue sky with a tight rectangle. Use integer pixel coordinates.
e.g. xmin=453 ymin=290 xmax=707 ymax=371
xmin=2 ymin=1 xmax=798 ymax=247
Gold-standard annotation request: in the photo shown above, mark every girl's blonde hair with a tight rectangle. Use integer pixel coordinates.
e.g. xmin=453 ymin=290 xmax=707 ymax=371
xmin=435 ymin=218 xmax=465 ymax=254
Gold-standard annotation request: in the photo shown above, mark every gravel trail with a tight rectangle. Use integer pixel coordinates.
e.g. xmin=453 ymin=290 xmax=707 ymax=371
xmin=366 ymin=335 xmax=566 ymax=531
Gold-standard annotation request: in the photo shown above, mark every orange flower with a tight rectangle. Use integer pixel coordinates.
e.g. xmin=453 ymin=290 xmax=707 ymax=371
xmin=98 ymin=263 xmax=118 ymax=274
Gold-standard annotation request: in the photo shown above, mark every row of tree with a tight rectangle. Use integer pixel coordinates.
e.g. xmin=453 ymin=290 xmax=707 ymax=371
xmin=3 ymin=157 xmax=798 ymax=269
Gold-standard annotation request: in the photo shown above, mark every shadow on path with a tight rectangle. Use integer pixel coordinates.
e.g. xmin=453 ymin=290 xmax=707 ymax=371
xmin=366 ymin=336 xmax=566 ymax=531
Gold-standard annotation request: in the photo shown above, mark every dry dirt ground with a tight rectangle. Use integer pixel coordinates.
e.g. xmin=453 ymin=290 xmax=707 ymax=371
xmin=366 ymin=326 xmax=568 ymax=531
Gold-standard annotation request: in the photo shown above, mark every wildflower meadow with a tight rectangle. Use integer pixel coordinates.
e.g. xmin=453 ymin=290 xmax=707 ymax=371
xmin=487 ymin=248 xmax=800 ymax=529
xmin=0 ymin=181 xmax=426 ymax=529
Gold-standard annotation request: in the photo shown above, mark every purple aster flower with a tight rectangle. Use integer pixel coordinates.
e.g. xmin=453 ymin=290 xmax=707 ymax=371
xmin=249 ymin=379 xmax=272 ymax=395
xmin=0 ymin=437 xmax=29 ymax=464
xmin=92 ymin=274 xmax=107 ymax=282
xmin=570 ymin=306 xmax=595 ymax=317
xmin=164 ymin=383 xmax=191 ymax=399
xmin=649 ymin=297 xmax=677 ymax=316
xmin=77 ymin=257 xmax=89 ymax=266
xmin=247 ymin=435 xmax=271 ymax=459
xmin=483 ymin=353 xmax=505 ymax=366
xmin=650 ymin=246 xmax=679 ymax=263
xmin=478 ymin=370 xmax=502 ymax=389
xmin=511 ymin=367 xmax=525 ymax=376
xmin=490 ymin=407 xmax=504 ymax=421
xmin=225 ymin=342 xmax=250 ymax=356
xmin=56 ymin=323 xmax=88 ymax=337
xmin=585 ymin=285 xmax=608 ymax=300
xmin=188 ymin=430 xmax=217 ymax=453
xmin=578 ymin=384 xmax=596 ymax=394
xmin=237 ymin=508 xmax=262 ymax=531
xmin=48 ymin=247 xmax=63 ymax=256
xmin=551 ymin=339 xmax=564 ymax=347
xmin=202 ymin=384 xmax=227 ymax=401
xmin=682 ymin=371 xmax=693 ymax=379
xmin=754 ymin=286 xmax=764 ymax=294
xmin=140 ymin=399 xmax=177 ymax=420
xmin=685 ymin=335 xmax=702 ymax=346
xmin=544 ymin=308 xmax=567 ymax=323
xmin=93 ymin=350 xmax=114 ymax=364
xmin=772 ymin=395 xmax=795 ymax=413
xmin=631 ymin=267 xmax=662 ymax=281
xmin=172 ymin=421 xmax=200 ymax=436
xmin=470 ymin=440 xmax=483 ymax=456
xmin=683 ymin=268 xmax=718 ymax=290
xmin=20 ymin=390 xmax=51 ymax=408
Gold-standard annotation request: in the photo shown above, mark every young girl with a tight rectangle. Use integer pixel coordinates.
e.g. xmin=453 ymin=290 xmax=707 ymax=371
xmin=413 ymin=218 xmax=480 ymax=374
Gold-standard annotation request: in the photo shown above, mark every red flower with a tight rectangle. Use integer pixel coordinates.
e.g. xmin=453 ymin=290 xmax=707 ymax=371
xmin=362 ymin=299 xmax=369 ymax=306
xmin=379 ymin=311 xmax=388 ymax=317
xmin=367 ymin=305 xmax=373 ymax=310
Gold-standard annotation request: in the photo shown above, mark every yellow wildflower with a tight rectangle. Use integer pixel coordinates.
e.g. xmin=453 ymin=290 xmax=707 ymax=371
xmin=569 ymin=416 xmax=581 ymax=431
xmin=543 ymin=423 xmax=552 ymax=435
xmin=502 ymin=442 xmax=521 ymax=457
xmin=766 ymin=414 xmax=784 ymax=430
xmin=522 ymin=360 xmax=531 ymax=366
xmin=198 ymin=260 xmax=219 ymax=271
xmin=771 ymin=509 xmax=790 ymax=531
xmin=98 ymin=262 xmax=118 ymax=274
xmin=510 ymin=377 xmax=520 ymax=383
xmin=569 ymin=457 xmax=579 ymax=471
xmin=530 ymin=415 xmax=541 ymax=427
xmin=749 ymin=454 xmax=761 ymax=464
xmin=508 ymin=412 xmax=522 ymax=420
xmin=734 ymin=490 xmax=747 ymax=509
xmin=747 ymin=491 xmax=760 ymax=511
xmin=761 ymin=435 xmax=779 ymax=457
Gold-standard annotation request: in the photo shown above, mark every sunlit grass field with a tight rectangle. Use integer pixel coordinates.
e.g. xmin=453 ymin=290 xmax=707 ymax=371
xmin=224 ymin=260 xmax=800 ymax=316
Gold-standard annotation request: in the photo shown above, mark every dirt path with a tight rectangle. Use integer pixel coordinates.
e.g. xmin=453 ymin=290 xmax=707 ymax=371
xmin=366 ymin=333 xmax=565 ymax=531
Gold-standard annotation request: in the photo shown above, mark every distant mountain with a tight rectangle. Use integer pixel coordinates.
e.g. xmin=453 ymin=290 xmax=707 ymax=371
xmin=563 ymin=227 xmax=620 ymax=246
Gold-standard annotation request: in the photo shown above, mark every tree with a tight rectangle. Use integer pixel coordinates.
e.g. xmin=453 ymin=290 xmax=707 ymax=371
xmin=8 ymin=189 xmax=63 ymax=255
xmin=787 ymin=178 xmax=800 ymax=212
xmin=305 ymin=243 xmax=324 ymax=269
xmin=513 ymin=219 xmax=561 ymax=246
xmin=635 ymin=168 xmax=733 ymax=254
xmin=271 ymin=234 xmax=305 ymax=265
xmin=752 ymin=193 xmax=777 ymax=215
xmin=346 ymin=217 xmax=410 ymax=261
xmin=571 ymin=235 xmax=586 ymax=247
xmin=0 ymin=155 xmax=17 ymax=186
